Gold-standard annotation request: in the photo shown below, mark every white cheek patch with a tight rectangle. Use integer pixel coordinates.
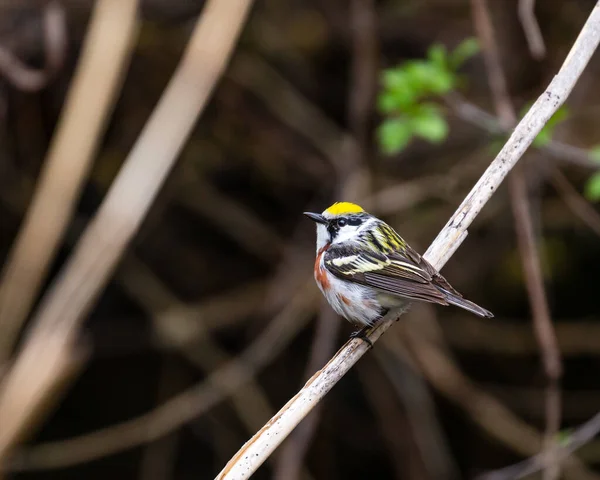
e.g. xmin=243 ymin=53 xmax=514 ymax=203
xmin=332 ymin=225 xmax=361 ymax=244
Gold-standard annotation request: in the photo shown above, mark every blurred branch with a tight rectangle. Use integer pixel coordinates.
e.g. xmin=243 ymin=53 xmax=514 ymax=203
xmin=0 ymin=0 xmax=139 ymax=364
xmin=478 ymin=412 xmax=600 ymax=480
xmin=229 ymin=51 xmax=358 ymax=175
xmin=471 ymin=2 xmax=562 ymax=478
xmin=120 ymin=258 xmax=315 ymax=478
xmin=376 ymin=315 xmax=460 ymax=480
xmin=119 ymin=261 xmax=272 ymax=431
xmin=348 ymin=0 xmax=377 ymax=154
xmin=119 ymin=258 xmax=269 ymax=337
xmin=518 ymin=0 xmax=546 ymax=59
xmin=215 ymin=4 xmax=600 ymax=477
xmin=0 ymin=0 xmax=67 ymax=91
xmin=446 ymin=93 xmax=600 ymax=170
xmin=442 ymin=316 xmax=600 ymax=356
xmin=358 ymin=357 xmax=431 ymax=479
xmin=139 ymin=359 xmax=183 ymax=480
xmin=400 ymin=319 xmax=599 ymax=480
xmin=550 ymin=167 xmax=600 ymax=238
xmin=7 ymin=282 xmax=318 ymax=471
xmin=176 ymin=173 xmax=285 ymax=262
xmin=0 ymin=0 xmax=254 ymax=466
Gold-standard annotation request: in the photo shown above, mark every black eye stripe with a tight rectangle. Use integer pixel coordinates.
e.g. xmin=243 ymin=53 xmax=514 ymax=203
xmin=327 ymin=216 xmax=364 ymax=238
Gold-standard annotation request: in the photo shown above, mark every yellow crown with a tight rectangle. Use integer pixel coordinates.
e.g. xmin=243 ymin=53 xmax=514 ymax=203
xmin=324 ymin=202 xmax=365 ymax=215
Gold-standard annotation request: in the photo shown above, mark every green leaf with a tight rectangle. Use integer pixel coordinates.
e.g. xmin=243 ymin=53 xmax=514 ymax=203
xmin=377 ymin=91 xmax=403 ymax=114
xmin=380 ymin=69 xmax=418 ymax=109
xmin=545 ymin=106 xmax=569 ymax=129
xmin=403 ymin=61 xmax=455 ymax=95
xmin=381 ymin=69 xmax=404 ymax=89
xmin=584 ymin=172 xmax=600 ymax=202
xmin=449 ymin=38 xmax=480 ymax=69
xmin=589 ymin=145 xmax=600 ymax=163
xmin=411 ymin=108 xmax=448 ymax=143
xmin=533 ymin=128 xmax=551 ymax=147
xmin=427 ymin=44 xmax=447 ymax=69
xmin=377 ymin=118 xmax=413 ymax=154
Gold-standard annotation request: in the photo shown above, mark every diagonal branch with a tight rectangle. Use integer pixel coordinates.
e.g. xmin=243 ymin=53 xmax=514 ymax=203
xmin=216 ymin=3 xmax=600 ymax=479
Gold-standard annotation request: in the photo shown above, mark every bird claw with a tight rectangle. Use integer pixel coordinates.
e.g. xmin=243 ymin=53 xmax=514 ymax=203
xmin=349 ymin=326 xmax=373 ymax=347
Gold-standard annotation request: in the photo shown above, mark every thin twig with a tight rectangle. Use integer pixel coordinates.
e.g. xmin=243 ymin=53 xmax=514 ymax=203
xmin=550 ymin=168 xmax=600 ymax=238
xmin=0 ymin=0 xmax=67 ymax=91
xmin=347 ymin=0 xmax=377 ymax=151
xmin=6 ymin=282 xmax=318 ymax=472
xmin=229 ymin=52 xmax=358 ymax=175
xmin=519 ymin=0 xmax=546 ymax=59
xmin=0 ymin=0 xmax=255 ymax=466
xmin=400 ymin=320 xmax=599 ymax=480
xmin=0 ymin=0 xmax=140 ymax=364
xmin=215 ymin=4 xmax=600 ymax=478
xmin=478 ymin=412 xmax=600 ymax=480
xmin=510 ymin=171 xmax=563 ymax=480
xmin=358 ymin=358 xmax=431 ymax=479
xmin=470 ymin=1 xmax=562 ymax=478
xmin=443 ymin=316 xmax=600 ymax=356
xmin=375 ymin=331 xmax=460 ymax=480
xmin=446 ymin=92 xmax=600 ymax=170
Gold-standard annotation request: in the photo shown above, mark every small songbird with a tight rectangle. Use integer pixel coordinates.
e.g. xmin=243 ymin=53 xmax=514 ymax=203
xmin=304 ymin=202 xmax=493 ymax=342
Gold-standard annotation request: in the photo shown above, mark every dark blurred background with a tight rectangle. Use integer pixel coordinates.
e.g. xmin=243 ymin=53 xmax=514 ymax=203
xmin=1 ymin=0 xmax=600 ymax=479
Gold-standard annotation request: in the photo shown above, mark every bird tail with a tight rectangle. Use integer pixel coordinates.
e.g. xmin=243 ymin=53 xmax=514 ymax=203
xmin=439 ymin=289 xmax=494 ymax=318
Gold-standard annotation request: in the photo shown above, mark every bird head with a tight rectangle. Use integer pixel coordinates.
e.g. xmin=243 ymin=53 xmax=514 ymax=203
xmin=304 ymin=202 xmax=374 ymax=250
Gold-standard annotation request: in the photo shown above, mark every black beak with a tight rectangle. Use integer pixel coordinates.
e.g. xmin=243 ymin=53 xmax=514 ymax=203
xmin=303 ymin=212 xmax=328 ymax=225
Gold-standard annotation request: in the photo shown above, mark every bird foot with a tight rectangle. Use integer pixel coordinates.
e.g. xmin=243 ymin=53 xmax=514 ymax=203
xmin=349 ymin=326 xmax=373 ymax=348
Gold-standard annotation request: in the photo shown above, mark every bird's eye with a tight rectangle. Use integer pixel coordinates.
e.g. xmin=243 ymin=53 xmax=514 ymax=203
xmin=337 ymin=218 xmax=347 ymax=227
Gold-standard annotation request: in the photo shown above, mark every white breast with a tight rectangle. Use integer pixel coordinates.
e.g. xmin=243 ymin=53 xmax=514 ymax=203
xmin=315 ymin=255 xmax=385 ymax=327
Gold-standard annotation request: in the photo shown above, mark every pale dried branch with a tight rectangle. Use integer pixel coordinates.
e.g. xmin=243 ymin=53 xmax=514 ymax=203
xmin=0 ymin=0 xmax=255 ymax=466
xmin=0 ymin=0 xmax=139 ymax=363
xmin=215 ymin=3 xmax=600 ymax=477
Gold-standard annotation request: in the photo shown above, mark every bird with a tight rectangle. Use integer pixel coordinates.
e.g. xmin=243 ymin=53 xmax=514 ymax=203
xmin=304 ymin=202 xmax=493 ymax=344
